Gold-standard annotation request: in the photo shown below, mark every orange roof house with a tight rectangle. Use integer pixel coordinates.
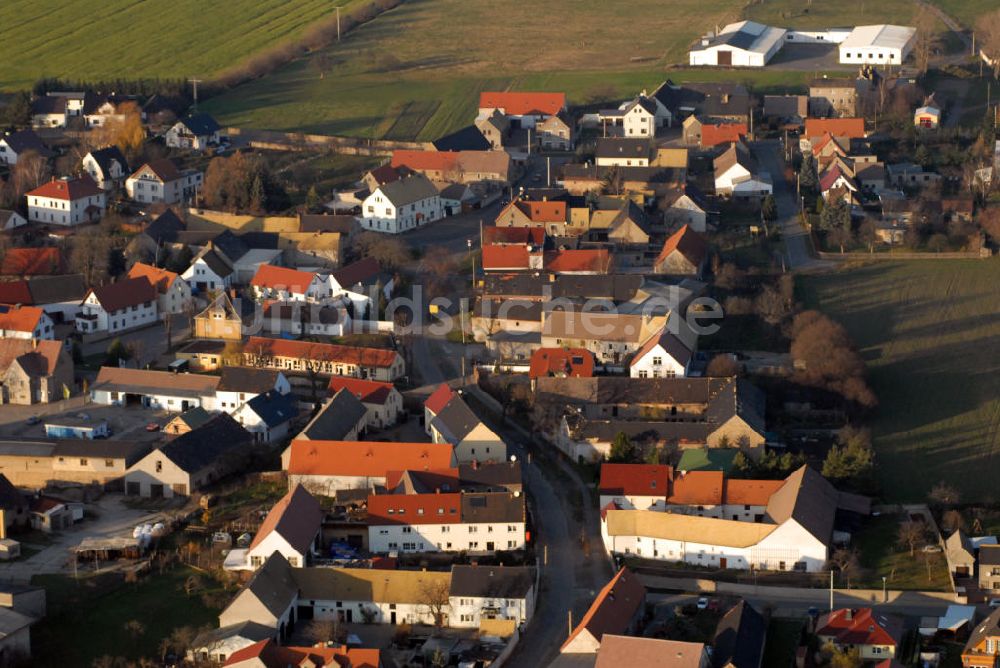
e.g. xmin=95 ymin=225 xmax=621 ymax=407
xmin=0 ymin=247 xmax=65 ymax=276
xmin=0 ymin=305 xmax=47 ymax=337
xmin=125 ymin=262 xmax=181 ymax=294
xmin=367 ymin=492 xmax=463 ymax=525
xmin=544 ymin=249 xmax=611 ymax=274
xmin=529 ymin=347 xmax=595 ymax=379
xmin=482 ymin=226 xmax=546 ymax=245
xmin=327 ymin=376 xmax=396 ymax=405
xmin=224 ymin=639 xmax=380 ymax=668
xmin=804 ymin=117 xmax=866 ymax=139
xmin=479 ymin=91 xmax=566 ymax=117
xmin=243 ymin=336 xmax=402 ymax=377
xmin=285 ymin=440 xmax=457 ymax=481
xmin=26 ymin=175 xmax=103 ymax=201
xmin=250 ymin=265 xmax=321 ymax=296
xmin=700 ymin=123 xmax=748 ymax=148
xmin=561 ymin=567 xmax=646 ymax=653
xmin=481 ymin=244 xmax=534 ymax=271
xmin=497 ymin=199 xmax=567 ymax=226
xmin=653 ymin=224 xmax=708 ymax=276
xmin=599 ymin=464 xmax=672 ymax=499
xmin=668 ymin=470 xmax=724 ymax=505
xmin=424 ymin=383 xmax=455 ymax=416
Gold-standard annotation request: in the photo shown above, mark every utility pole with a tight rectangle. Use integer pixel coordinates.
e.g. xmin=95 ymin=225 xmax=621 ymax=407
xmin=336 ymin=5 xmax=341 ymax=41
xmin=546 ymin=157 xmax=551 ymax=187
xmin=567 ymin=610 xmax=573 ymax=636
xmin=829 ymin=569 xmax=834 ymax=611
xmin=527 ymin=128 xmax=532 ymax=157
xmin=188 ymin=78 xmax=203 ymax=112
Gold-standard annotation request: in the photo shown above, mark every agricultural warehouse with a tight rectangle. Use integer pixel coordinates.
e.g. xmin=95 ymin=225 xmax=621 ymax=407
xmin=689 ymin=21 xmax=787 ymax=67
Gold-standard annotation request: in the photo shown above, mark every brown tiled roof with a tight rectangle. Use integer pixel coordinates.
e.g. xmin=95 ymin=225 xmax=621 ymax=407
xmin=244 ymin=336 xmax=398 ymax=369
xmin=599 ymin=463 xmax=672 ymax=497
xmin=94 ymin=366 xmax=220 ymax=395
xmin=0 ymin=305 xmax=44 ymax=333
xmin=562 ymin=567 xmax=646 ymax=651
xmin=1 ymin=248 xmax=65 ymax=276
xmin=286 ymin=440 xmax=455 ymax=478
xmin=26 ymin=176 xmax=102 ymax=201
xmin=248 ymin=485 xmax=323 ymax=554
xmin=655 ymin=224 xmax=708 ymax=267
xmin=0 ymin=338 xmax=63 ymax=376
xmin=89 ymin=276 xmax=157 ymax=312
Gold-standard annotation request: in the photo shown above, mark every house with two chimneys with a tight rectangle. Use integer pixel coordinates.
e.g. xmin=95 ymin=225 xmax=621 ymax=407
xmin=26 ymin=176 xmax=106 ymax=226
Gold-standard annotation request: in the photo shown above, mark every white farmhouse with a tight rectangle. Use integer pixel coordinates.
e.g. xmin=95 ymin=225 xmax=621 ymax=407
xmin=182 ymin=247 xmax=234 ymax=293
xmin=838 ymin=25 xmax=915 ymax=65
xmin=597 ymin=96 xmax=660 ymax=137
xmin=26 ymin=176 xmax=106 ymax=227
xmin=165 ymin=113 xmax=222 ymax=150
xmin=242 ymin=485 xmax=323 ymax=570
xmin=126 ymin=158 xmax=203 ymax=205
xmin=629 ymin=319 xmax=697 ymax=379
xmin=82 ymin=146 xmax=129 ymax=190
xmin=689 ymin=21 xmax=787 ymax=67
xmin=125 ymin=262 xmax=191 ymax=319
xmin=0 ymin=305 xmax=54 ymax=340
xmin=360 ymin=173 xmax=443 ymax=234
xmin=0 ymin=130 xmax=53 ymax=166
xmin=448 ymin=565 xmax=536 ymax=629
xmin=75 ymin=276 xmax=158 ymax=336
xmin=714 ymin=142 xmax=772 ymax=198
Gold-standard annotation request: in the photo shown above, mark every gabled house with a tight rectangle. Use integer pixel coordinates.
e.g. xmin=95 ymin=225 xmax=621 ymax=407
xmin=429 ymin=391 xmax=507 ymax=464
xmin=223 ymin=639 xmax=380 ymax=668
xmin=495 ymin=198 xmax=570 ymax=236
xmin=536 ymin=113 xmax=574 ymax=150
xmin=0 ymin=210 xmax=27 ymax=232
xmin=653 ymin=224 xmax=708 ymax=276
xmin=193 ymin=291 xmax=252 ymax=341
xmin=424 ymin=383 xmax=455 ymax=435
xmin=390 ymin=150 xmax=511 ymax=184
xmin=82 ymin=146 xmax=130 ymax=190
xmin=528 ymin=347 xmax=595 ymax=381
xmin=449 ymin=564 xmax=536 ymax=629
xmin=126 ymin=159 xmax=203 ymax=205
xmin=124 ymin=413 xmax=254 ymax=497
xmin=713 ymin=142 xmax=772 ymax=198
xmin=125 ymin=262 xmax=191 ymax=318
xmin=431 ymin=123 xmax=493 ymax=151
xmin=561 ymin=567 xmax=646 ymax=653
xmin=699 ymin=121 xmax=748 ymax=148
xmin=182 ymin=246 xmax=235 ymax=292
xmin=250 ymin=265 xmax=325 ymax=302
xmin=599 ymin=463 xmax=673 ymax=511
xmin=0 ymin=305 xmax=54 ymax=340
xmin=75 ymin=277 xmax=158 ymax=335
xmin=962 ymin=607 xmax=1000 ymax=668
xmin=232 ymin=391 xmax=299 ymax=444
xmin=0 ymin=275 xmax=86 ymax=324
xmin=164 ymin=406 xmax=213 ymax=437
xmin=188 ymin=622 xmax=275 ymax=666
xmin=945 ymin=530 xmax=975 ymax=578
xmin=662 ymin=184 xmax=710 ymax=232
xmin=478 ymin=91 xmax=566 ymax=128
xmin=804 ymin=118 xmax=866 ymax=143
xmin=712 ymin=600 xmax=767 ymax=668
xmin=0 ymin=338 xmax=74 ymax=405
xmin=215 ymin=367 xmax=290 ymax=412
xmin=598 ymin=95 xmax=660 ymax=138
xmin=243 ymin=485 xmax=323 ymax=570
xmin=296 ymin=389 xmax=368 ymax=442
xmin=262 ymin=301 xmax=350 ymax=338
xmin=0 ymin=130 xmax=53 ymax=166
xmin=475 ymin=110 xmax=511 ymax=149
xmin=327 ymin=377 xmax=403 ymax=430
xmin=81 ymin=93 xmax=130 ymax=127
xmin=817 ymin=608 xmax=901 ymax=662
xmin=91 ymin=366 xmax=220 ymax=412
xmin=629 ymin=318 xmax=698 ymax=378
xmin=165 ymin=113 xmax=222 ymax=150
xmin=597 ymin=637 xmax=708 ymax=667
xmin=31 ymin=96 xmax=67 ymax=128
xmin=360 ymin=173 xmax=443 ymax=234
xmin=595 ymin=138 xmax=650 ymax=167
xmin=26 ymin=176 xmax=106 ymax=226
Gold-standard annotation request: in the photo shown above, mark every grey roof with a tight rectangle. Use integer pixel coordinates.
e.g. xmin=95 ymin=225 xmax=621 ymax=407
xmin=449 ymin=565 xmax=535 ymax=598
xmin=32 ymin=96 xmax=66 ymax=115
xmin=26 ymin=274 xmax=87 ymax=304
xmin=378 ymin=173 xmax=439 ymax=207
xmin=195 ymin=247 xmax=233 ymax=278
xmin=650 ymin=328 xmax=695 ymax=368
xmin=765 ymin=465 xmax=839 ymax=544
xmin=244 ymin=391 xmax=299 ymax=428
xmin=430 ymin=396 xmax=482 ymax=445
xmin=172 ymin=406 xmax=213 ymax=431
xmin=574 ymin=419 xmax=711 ymax=444
xmin=595 ymin=138 xmax=650 ymax=160
xmin=966 ymin=607 xmax=1000 ymax=656
xmin=231 ymin=552 xmax=297 ymax=621
xmin=158 ymin=413 xmax=252 ymax=474
xmin=461 ymin=492 xmax=524 ymax=524
xmin=561 ymin=163 xmax=682 ymax=185
xmin=251 ymin=485 xmax=323 ymax=555
xmin=433 ymin=125 xmax=492 ymax=152
xmin=86 ymin=146 xmax=129 ymax=180
xmin=298 ymin=214 xmax=356 ymax=234
xmin=457 ymin=462 xmax=523 ymax=492
xmin=550 ymin=274 xmax=643 ymax=302
xmin=980 ymin=545 xmax=1000 ymax=566
xmin=706 ymin=378 xmax=766 ymax=434
xmin=218 ymin=367 xmax=281 ymax=393
xmin=52 ymin=440 xmax=150 ymax=467
xmin=192 ymin=620 xmax=274 ymax=650
xmin=178 ymin=113 xmax=221 ymax=136
xmin=1 ymin=130 xmax=53 ymax=158
xmin=712 ymin=600 xmax=767 ymax=668
xmin=300 ymin=390 xmax=367 ymax=440
xmin=210 ymin=230 xmax=251 ymax=265
xmin=653 ymin=81 xmax=750 ymax=118
xmin=0 ymin=475 xmax=26 ymax=512
xmin=143 ymin=209 xmax=185 ymax=244
xmin=535 ymin=376 xmax=725 ymax=406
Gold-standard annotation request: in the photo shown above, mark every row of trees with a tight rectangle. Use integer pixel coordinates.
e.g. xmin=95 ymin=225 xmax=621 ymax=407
xmin=200 ymin=152 xmax=290 ymax=214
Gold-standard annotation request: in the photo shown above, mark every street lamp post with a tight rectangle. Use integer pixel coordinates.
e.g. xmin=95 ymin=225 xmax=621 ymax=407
xmin=882 ymin=576 xmax=887 ymax=603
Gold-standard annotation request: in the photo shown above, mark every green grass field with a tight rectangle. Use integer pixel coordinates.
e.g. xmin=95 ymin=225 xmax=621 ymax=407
xmin=799 ymin=260 xmax=1000 ymax=503
xmin=0 ymin=0 xmax=358 ymax=90
xmin=745 ymin=0 xmax=919 ymax=29
xmin=933 ymin=0 xmax=996 ymax=28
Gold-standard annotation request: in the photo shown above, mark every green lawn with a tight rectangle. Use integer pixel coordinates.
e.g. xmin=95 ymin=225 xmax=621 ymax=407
xmin=851 ymin=514 xmax=952 ymax=590
xmin=932 ymin=0 xmax=997 ymax=28
xmin=745 ymin=0 xmax=919 ymax=29
xmin=0 ymin=1 xmax=364 ymax=91
xmin=32 ymin=568 xmax=225 ymax=665
xmin=799 ymin=260 xmax=1000 ymax=502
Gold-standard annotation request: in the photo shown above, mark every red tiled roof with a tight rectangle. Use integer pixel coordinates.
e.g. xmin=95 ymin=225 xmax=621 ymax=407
xmin=482 ymin=244 xmax=531 ymax=270
xmin=367 ymin=492 xmax=462 ymax=525
xmin=391 ymin=150 xmax=460 ymax=172
xmin=332 ymin=257 xmax=380 ymax=289
xmin=544 ymin=249 xmax=610 ymax=273
xmin=245 ymin=336 xmax=398 ymax=369
xmin=224 ymin=639 xmax=380 ymax=668
xmin=0 ymin=305 xmax=44 ymax=333
xmin=125 ymin=262 xmax=178 ymax=293
xmin=0 ymin=280 xmax=33 ymax=305
xmin=327 ymin=376 xmax=395 ymax=405
xmin=88 ymin=277 xmax=157 ymax=312
xmin=26 ymin=176 xmax=102 ymax=201
xmin=480 ymin=91 xmax=566 ymax=116
xmin=135 ymin=158 xmax=182 ymax=182
xmin=0 ymin=338 xmax=63 ymax=375
xmin=286 ymin=440 xmax=455 ymax=478
xmin=1 ymin=248 xmax=65 ymax=276
xmin=528 ymin=347 xmax=595 ymax=379
xmin=724 ymin=479 xmax=784 ymax=506
xmin=817 ymin=608 xmax=900 ymax=648
xmin=250 ymin=264 xmax=317 ymax=293
xmin=804 ymin=118 xmax=866 ymax=139
xmin=668 ymin=470 xmax=724 ymax=505
xmin=655 ymin=224 xmax=708 ymax=267
xmin=562 ymin=567 xmax=646 ymax=651
xmin=819 ymin=164 xmax=846 ymax=193
xmin=424 ymin=384 xmax=455 ymax=414
xmin=501 ymin=199 xmax=567 ymax=223
xmin=700 ymin=123 xmax=747 ymax=147
xmin=482 ymin=226 xmax=545 ymax=245
xmin=599 ymin=463 xmax=672 ymax=497
xmin=367 ymin=163 xmax=402 ymax=186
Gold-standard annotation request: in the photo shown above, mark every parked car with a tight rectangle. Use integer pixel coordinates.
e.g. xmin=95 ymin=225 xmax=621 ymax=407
xmin=989 ymin=598 xmax=1000 ymax=609
xmin=25 ymin=416 xmax=41 ymax=426
xmin=696 ymin=597 xmax=708 ymax=610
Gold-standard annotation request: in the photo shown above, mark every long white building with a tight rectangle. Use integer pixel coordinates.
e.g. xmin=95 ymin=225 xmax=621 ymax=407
xmin=689 ymin=21 xmax=787 ymax=67
xmin=838 ymin=25 xmax=915 ymax=65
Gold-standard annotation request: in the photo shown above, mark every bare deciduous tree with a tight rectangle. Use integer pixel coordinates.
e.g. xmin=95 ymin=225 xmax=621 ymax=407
xmin=896 ymin=520 xmax=926 ymax=557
